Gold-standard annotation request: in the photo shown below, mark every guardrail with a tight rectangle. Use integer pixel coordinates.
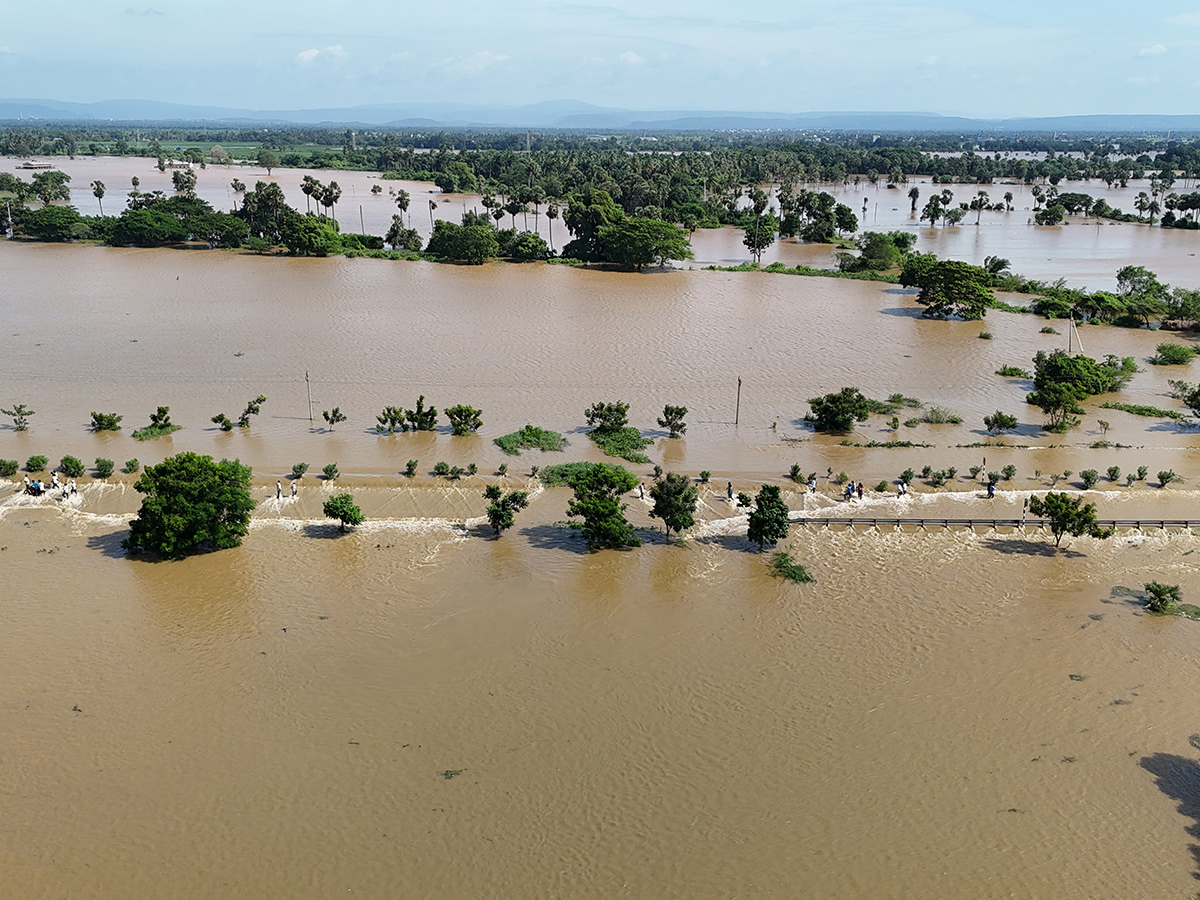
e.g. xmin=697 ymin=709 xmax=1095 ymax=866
xmin=795 ymin=518 xmax=1200 ymax=531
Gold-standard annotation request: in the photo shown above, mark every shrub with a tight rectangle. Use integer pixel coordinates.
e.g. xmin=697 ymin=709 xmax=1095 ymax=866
xmin=59 ymin=455 xmax=85 ymax=478
xmin=1145 ymin=581 xmax=1182 ymax=614
xmin=920 ymin=406 xmax=963 ymax=425
xmin=25 ymin=455 xmax=48 ymax=472
xmin=1001 ymin=465 xmax=1017 ymax=481
xmin=699 ymin=470 xmax=711 ymax=483
xmin=875 ymin=479 xmax=888 ymax=492
xmin=921 ymin=465 xmax=933 ymax=479
xmin=405 ymin=460 xmax=419 ymax=477
xmin=132 ymin=406 xmax=180 ymax=440
xmin=323 ymin=493 xmax=364 ymax=532
xmin=928 ymin=470 xmax=946 ymax=487
xmin=1107 ymin=466 xmax=1121 ymax=482
xmin=94 ymin=458 xmax=115 ymax=479
xmin=539 ymin=462 xmax=614 ymax=486
xmin=445 ymin=404 xmax=483 ymax=436
xmin=292 ymin=462 xmax=309 ymax=479
xmin=789 ymin=463 xmax=802 ymax=483
xmin=493 ymin=424 xmax=568 ymax=455
xmin=1126 ymin=473 xmax=1137 ymax=486
xmin=433 ymin=461 xmax=451 ymax=477
xmin=1137 ymin=466 xmax=1149 ymax=481
xmin=0 ymin=459 xmax=18 ymax=477
xmin=322 ymin=463 xmax=339 ymax=480
xmin=1158 ymin=470 xmax=1181 ymax=487
xmin=806 ymin=387 xmax=870 ymax=433
xmin=1040 ymin=326 xmax=1059 ymax=334
xmin=835 ymin=471 xmax=848 ymax=484
xmin=978 ymin=330 xmax=993 ymax=340
xmin=988 ymin=471 xmax=1001 ymax=484
xmin=1150 ymin=342 xmax=1197 ymax=365
xmin=1 ymin=403 xmax=35 ymax=431
xmin=466 ymin=463 xmax=478 ymax=476
xmin=1080 ymin=469 xmax=1099 ymax=489
xmin=589 ymin=427 xmax=652 ymax=463
xmin=969 ymin=465 xmax=982 ymax=479
xmin=947 ymin=467 xmax=958 ymax=479
xmin=900 ymin=468 xmax=915 ymax=484
xmin=983 ymin=411 xmax=1019 ymax=434
xmin=123 ymin=459 xmax=140 ymax=474
xmin=996 ymin=365 xmax=1032 ymax=377
xmin=90 ymin=411 xmax=123 ymax=431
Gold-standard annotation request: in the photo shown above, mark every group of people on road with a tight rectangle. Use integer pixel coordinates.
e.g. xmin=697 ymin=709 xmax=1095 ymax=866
xmin=22 ymin=473 xmax=77 ymax=500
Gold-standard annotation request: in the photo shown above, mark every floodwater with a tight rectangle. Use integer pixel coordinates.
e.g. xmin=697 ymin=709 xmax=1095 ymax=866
xmin=6 ymin=192 xmax=1200 ymax=897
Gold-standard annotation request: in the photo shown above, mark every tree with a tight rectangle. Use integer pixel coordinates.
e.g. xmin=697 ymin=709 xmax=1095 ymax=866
xmin=562 ymin=188 xmax=624 ymax=262
xmin=404 ymin=396 xmax=438 ymax=431
xmin=280 ymin=212 xmax=341 ymax=257
xmin=425 ymin=220 xmax=499 ymax=264
xmin=899 ymin=255 xmax=993 ymax=320
xmin=122 ymin=453 xmax=255 ymax=558
xmin=90 ymin=411 xmax=123 ymax=431
xmin=171 ymin=168 xmax=197 ymax=195
xmin=908 ymin=186 xmax=920 ymax=213
xmin=18 ymin=205 xmax=84 ymax=242
xmin=746 ymin=484 xmax=790 ymax=549
xmin=807 ymin=387 xmax=870 ymax=433
xmin=649 ymin=472 xmax=698 ymax=539
xmin=446 ymin=404 xmax=483 ymax=436
xmin=983 ymin=411 xmax=1018 ymax=434
xmin=483 ymin=484 xmax=529 ymax=536
xmin=1 ymin=402 xmax=35 ymax=430
xmin=566 ymin=463 xmax=641 ymax=550
xmin=31 ymin=170 xmax=71 ymax=203
xmin=1028 ymin=492 xmax=1112 ymax=548
xmin=323 ymin=493 xmax=364 ymax=532
xmin=585 ymin=401 xmax=630 ymax=432
xmin=91 ymin=180 xmax=105 ymax=216
xmin=394 ymin=189 xmax=410 ymax=217
xmin=597 ymin=217 xmax=693 ymax=270
xmin=1027 ymin=381 xmax=1083 ymax=432
xmin=322 ymin=407 xmax=346 ymax=431
xmin=742 ymin=212 xmax=779 ymax=263
xmin=258 ymin=150 xmax=281 ymax=175
xmin=385 ymin=215 xmax=421 ymax=251
xmin=657 ymin=405 xmax=687 ymax=438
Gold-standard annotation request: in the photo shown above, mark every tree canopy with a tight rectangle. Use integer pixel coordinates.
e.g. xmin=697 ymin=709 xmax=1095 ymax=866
xmin=566 ymin=462 xmax=641 ymax=550
xmin=122 ymin=452 xmax=255 ymax=559
xmin=1028 ymin=492 xmax=1112 ymax=548
xmin=807 ymin=387 xmax=870 ymax=433
xmin=649 ymin=472 xmax=699 ymax=539
xmin=746 ymin=484 xmax=790 ymax=549
xmin=899 ymin=254 xmax=994 ymax=319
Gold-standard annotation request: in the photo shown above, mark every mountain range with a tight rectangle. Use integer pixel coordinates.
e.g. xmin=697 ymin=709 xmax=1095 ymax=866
xmin=2 ymin=98 xmax=1198 ymax=133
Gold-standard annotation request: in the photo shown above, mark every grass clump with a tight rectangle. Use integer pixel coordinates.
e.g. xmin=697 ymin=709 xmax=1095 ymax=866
xmin=1099 ymin=401 xmax=1183 ymax=420
xmin=768 ymin=548 xmax=815 ymax=584
xmin=493 ymin=424 xmax=568 ymax=456
xmin=996 ymin=365 xmax=1032 ymax=378
xmin=1150 ymin=342 xmax=1197 ymax=366
xmin=920 ymin=406 xmax=963 ymax=425
xmin=132 ymin=406 xmax=181 ymax=441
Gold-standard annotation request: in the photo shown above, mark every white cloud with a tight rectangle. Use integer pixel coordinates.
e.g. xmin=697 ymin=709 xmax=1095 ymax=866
xmin=1137 ymin=43 xmax=1167 ymax=57
xmin=619 ymin=50 xmax=645 ymax=65
xmin=295 ymin=45 xmax=346 ymax=66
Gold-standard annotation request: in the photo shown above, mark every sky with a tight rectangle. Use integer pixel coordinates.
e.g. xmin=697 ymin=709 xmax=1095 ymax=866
xmin=1 ymin=0 xmax=1197 ymax=117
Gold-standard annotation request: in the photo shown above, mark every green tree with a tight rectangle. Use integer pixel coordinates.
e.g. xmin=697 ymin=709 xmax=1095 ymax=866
xmin=982 ymin=411 xmax=1018 ymax=434
xmin=1027 ymin=381 xmax=1083 ymax=432
xmin=899 ymin=255 xmax=993 ymax=320
xmin=597 ymin=217 xmax=693 ymax=270
xmin=657 ymin=405 xmax=687 ymax=438
xmin=1 ymin=402 xmax=34 ymax=430
xmin=746 ymin=484 xmax=790 ymax=549
xmin=483 ymin=484 xmax=529 ymax=536
xmin=91 ymin=180 xmax=105 ymax=216
xmin=1144 ymin=581 xmax=1181 ymax=614
xmin=585 ymin=401 xmax=630 ymax=432
xmin=171 ymin=168 xmax=198 ymax=194
xmin=323 ymin=492 xmax=364 ymax=532
xmin=562 ymin=188 xmax=624 ymax=262
xmin=122 ymin=453 xmax=255 ymax=558
xmin=90 ymin=411 xmax=123 ymax=431
xmin=405 ymin=396 xmax=438 ymax=431
xmin=566 ymin=462 xmax=641 ymax=549
xmin=322 ymin=407 xmax=346 ymax=431
xmin=31 ymin=170 xmax=71 ymax=203
xmin=257 ymin=149 xmax=281 ymax=175
xmin=280 ymin=212 xmax=341 ymax=257
xmin=425 ymin=220 xmax=499 ymax=264
xmin=743 ymin=212 xmax=779 ymax=264
xmin=18 ymin=205 xmax=84 ymax=242
xmin=807 ymin=387 xmax=870 ymax=433
xmin=446 ymin=404 xmax=483 ymax=436
xmin=649 ymin=472 xmax=699 ymax=539
xmin=385 ymin=215 xmax=421 ymax=251
xmin=1028 ymin=492 xmax=1112 ymax=548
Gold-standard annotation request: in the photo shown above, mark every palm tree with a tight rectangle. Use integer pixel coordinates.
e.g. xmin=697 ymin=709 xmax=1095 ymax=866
xmin=429 ymin=199 xmax=438 ymax=229
xmin=321 ymin=182 xmax=342 ymax=222
xmin=91 ymin=180 xmax=105 ymax=216
xmin=301 ymin=175 xmax=320 ymax=213
xmin=1134 ymin=192 xmax=1151 ymax=223
xmin=546 ymin=202 xmax=559 ymax=252
xmin=131 ymin=176 xmax=140 ymax=190
xmin=1003 ymin=191 xmax=1014 ymax=211
xmin=908 ymin=186 xmax=920 ymax=214
xmin=974 ymin=190 xmax=989 ymax=225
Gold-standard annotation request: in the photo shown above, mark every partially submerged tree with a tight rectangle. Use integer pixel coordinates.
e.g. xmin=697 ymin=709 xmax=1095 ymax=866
xmin=649 ymin=472 xmax=699 ymax=539
xmin=657 ymin=405 xmax=688 ymax=438
xmin=983 ymin=411 xmax=1018 ymax=434
xmin=322 ymin=407 xmax=347 ymax=431
xmin=483 ymin=484 xmax=530 ymax=536
xmin=323 ymin=492 xmax=363 ymax=533
xmin=746 ymin=484 xmax=790 ymax=549
xmin=566 ymin=462 xmax=641 ymax=550
xmin=446 ymin=404 xmax=483 ymax=436
xmin=899 ymin=254 xmax=993 ymax=320
xmin=806 ymin=388 xmax=870 ymax=433
xmin=2 ymin=402 xmax=35 ymax=431
xmin=122 ymin=453 xmax=255 ymax=558
xmin=1028 ymin=492 xmax=1113 ymax=548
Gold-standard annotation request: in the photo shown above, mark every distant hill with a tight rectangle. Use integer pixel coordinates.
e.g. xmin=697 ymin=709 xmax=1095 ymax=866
xmin=2 ymin=97 xmax=1199 ymax=133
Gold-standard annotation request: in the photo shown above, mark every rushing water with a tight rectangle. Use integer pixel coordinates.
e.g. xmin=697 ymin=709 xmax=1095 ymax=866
xmin=5 ymin=180 xmax=1200 ymax=897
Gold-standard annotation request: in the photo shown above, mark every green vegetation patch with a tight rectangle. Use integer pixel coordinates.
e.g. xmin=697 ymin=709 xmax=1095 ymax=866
xmin=493 ymin=424 xmax=568 ymax=456
xmin=540 ymin=462 xmax=604 ymax=486
xmin=1098 ymin=401 xmax=1183 ymax=420
xmin=589 ymin=427 xmax=652 ymax=463
xmin=996 ymin=365 xmax=1032 ymax=378
xmin=132 ymin=423 xmax=181 ymax=441
xmin=768 ymin=549 xmax=815 ymax=584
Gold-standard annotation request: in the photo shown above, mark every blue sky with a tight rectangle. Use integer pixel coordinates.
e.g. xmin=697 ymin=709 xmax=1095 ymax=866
xmin=1 ymin=0 xmax=1196 ymax=116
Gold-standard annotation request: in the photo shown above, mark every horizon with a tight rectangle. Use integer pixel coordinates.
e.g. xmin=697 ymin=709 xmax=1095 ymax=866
xmin=1 ymin=0 xmax=1193 ymax=119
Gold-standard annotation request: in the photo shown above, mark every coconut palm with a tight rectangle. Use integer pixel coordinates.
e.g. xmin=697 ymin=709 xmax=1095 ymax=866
xmin=91 ymin=180 xmax=105 ymax=216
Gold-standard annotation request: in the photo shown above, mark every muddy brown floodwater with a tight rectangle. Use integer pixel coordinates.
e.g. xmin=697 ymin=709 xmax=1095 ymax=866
xmin=4 ymin=215 xmax=1200 ymax=897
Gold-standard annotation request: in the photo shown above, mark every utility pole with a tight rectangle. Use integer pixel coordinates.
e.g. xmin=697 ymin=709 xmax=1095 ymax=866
xmin=305 ymin=371 xmax=313 ymax=425
xmin=735 ymin=377 xmax=742 ymax=426
xmin=359 ymin=205 xmax=365 ymax=234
